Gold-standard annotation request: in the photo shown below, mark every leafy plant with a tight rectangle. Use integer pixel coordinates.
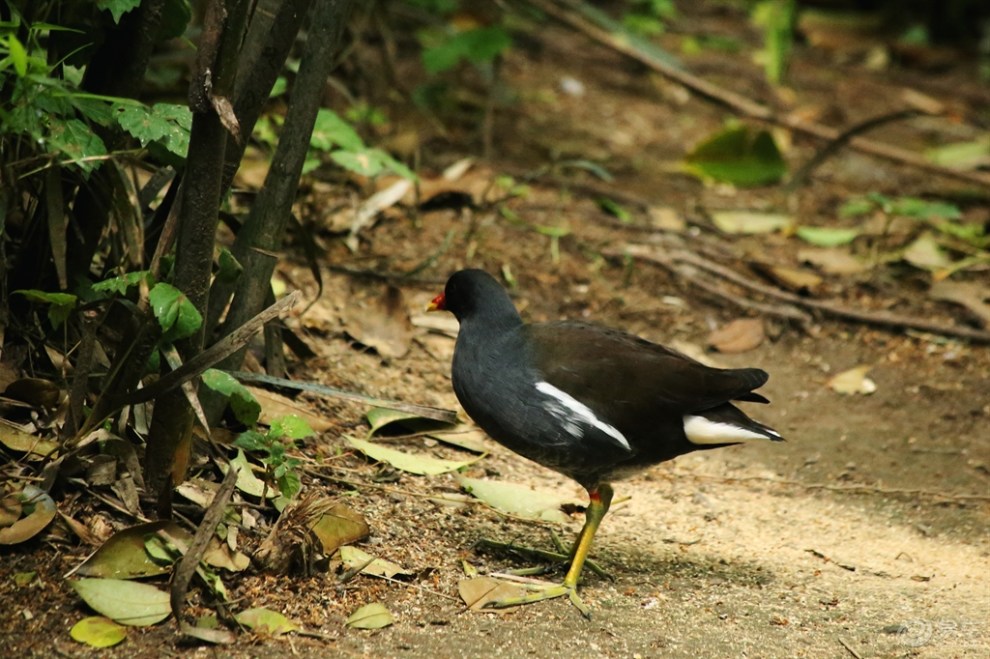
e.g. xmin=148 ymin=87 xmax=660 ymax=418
xmin=233 ymin=414 xmax=314 ymax=503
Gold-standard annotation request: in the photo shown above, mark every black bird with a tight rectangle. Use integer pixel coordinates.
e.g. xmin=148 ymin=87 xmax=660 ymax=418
xmin=430 ymin=269 xmax=782 ymax=615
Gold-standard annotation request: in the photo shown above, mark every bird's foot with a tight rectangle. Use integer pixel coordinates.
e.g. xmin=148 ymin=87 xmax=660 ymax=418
xmin=483 ymin=578 xmax=591 ymax=618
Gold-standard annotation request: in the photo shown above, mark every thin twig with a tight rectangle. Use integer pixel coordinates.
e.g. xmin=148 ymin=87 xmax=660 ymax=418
xmin=617 ymin=244 xmax=990 ymax=344
xmin=838 ymin=636 xmax=864 ymax=659
xmin=233 ymin=371 xmax=459 ymax=424
xmin=526 ymin=0 xmax=990 ymax=189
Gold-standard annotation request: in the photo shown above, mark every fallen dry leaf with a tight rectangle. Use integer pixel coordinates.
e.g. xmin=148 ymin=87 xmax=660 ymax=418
xmin=340 ymin=285 xmax=413 ymax=359
xmin=458 ymin=577 xmax=526 ymax=612
xmin=929 ymin=281 xmax=990 ymax=328
xmin=753 ymin=264 xmax=823 ymax=295
xmin=798 ymin=248 xmax=868 ymax=276
xmin=828 ymin=365 xmax=876 ymax=395
xmin=707 ymin=318 xmax=765 ymax=354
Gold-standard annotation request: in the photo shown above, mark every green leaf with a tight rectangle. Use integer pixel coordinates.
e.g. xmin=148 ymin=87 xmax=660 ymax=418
xmin=201 ymin=369 xmax=261 ymax=426
xmin=96 ymin=0 xmax=142 ymax=23
xmin=13 ymin=290 xmax=77 ymax=328
xmin=114 ymin=103 xmax=192 ymax=157
xmin=92 ymin=270 xmax=150 ymax=295
xmin=925 ymin=135 xmax=990 ymax=171
xmin=233 ymin=430 xmax=269 ymax=452
xmin=234 ymin=607 xmax=298 ymax=636
xmin=70 ymin=578 xmax=171 ymax=626
xmin=684 ymin=125 xmax=786 ymax=186
xmin=76 ymin=522 xmax=183 ymax=579
xmin=216 ymin=248 xmax=242 ymax=283
xmin=888 ymin=197 xmax=961 ymax=221
xmin=7 ymin=35 xmax=28 ymax=77
xmin=345 ymin=602 xmax=394 ymax=630
xmin=458 ymin=476 xmax=575 ymax=523
xmin=269 ymin=415 xmax=313 ymax=441
xmin=310 ymin=109 xmax=363 ymax=151
xmin=838 ymin=197 xmax=876 ymax=218
xmin=70 ymin=616 xmax=127 ymax=648
xmin=148 ymin=282 xmax=202 ymax=341
xmin=795 ymin=226 xmax=860 ymax=247
xmin=345 ymin=436 xmax=479 ymax=475
xmin=598 ymin=198 xmax=632 ymax=223
xmin=422 ymin=27 xmax=511 ymax=74
xmin=46 ymin=118 xmax=107 ymax=174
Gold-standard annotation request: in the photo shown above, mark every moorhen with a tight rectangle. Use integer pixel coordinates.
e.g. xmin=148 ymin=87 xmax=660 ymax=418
xmin=430 ymin=269 xmax=782 ymax=616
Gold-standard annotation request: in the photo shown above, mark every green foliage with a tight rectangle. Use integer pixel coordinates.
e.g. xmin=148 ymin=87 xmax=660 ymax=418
xmin=840 ymin=194 xmax=986 ymax=249
xmin=683 ymin=125 xmax=787 ymax=186
xmin=113 ymin=102 xmax=192 ymax=157
xmin=307 ymin=109 xmax=414 ymax=179
xmin=420 ymin=26 xmax=511 ymax=74
xmin=96 ymin=0 xmax=142 ymax=24
xmin=752 ymin=0 xmax=795 ymax=84
xmin=622 ymin=0 xmax=677 ymax=36
xmin=91 ymin=271 xmax=151 ymax=296
xmin=233 ymin=415 xmax=314 ymax=501
xmin=200 ymin=369 xmax=261 ymax=426
xmin=148 ymin=283 xmax=203 ymax=342
xmin=13 ymin=290 xmax=78 ymax=328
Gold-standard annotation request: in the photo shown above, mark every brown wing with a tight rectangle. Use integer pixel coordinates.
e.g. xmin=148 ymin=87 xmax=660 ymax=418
xmin=525 ymin=321 xmax=768 ymax=417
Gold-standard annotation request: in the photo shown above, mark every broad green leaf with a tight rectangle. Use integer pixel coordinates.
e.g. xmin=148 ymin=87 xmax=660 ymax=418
xmin=13 ymin=289 xmax=77 ymax=327
xmin=346 ymin=436 xmax=479 ymax=475
xmin=70 ymin=616 xmax=127 ymax=648
xmin=201 ymin=370 xmax=261 ymax=425
xmin=269 ymin=415 xmax=313 ymax=441
xmin=458 ymin=476 xmax=574 ymax=523
xmin=96 ymin=0 xmax=141 ymax=23
xmin=233 ymin=430 xmax=268 ymax=452
xmin=70 ymin=578 xmax=171 ymax=626
xmin=114 ymin=103 xmax=191 ymax=157
xmin=684 ymin=125 xmax=786 ymax=186
xmin=345 ymin=602 xmax=394 ymax=630
xmin=47 ymin=118 xmax=107 ymax=174
xmin=92 ymin=270 xmax=150 ymax=295
xmin=0 ymin=485 xmax=56 ymax=545
xmin=337 ymin=546 xmax=412 ymax=579
xmin=310 ymin=109 xmax=363 ymax=151
xmin=7 ymin=35 xmax=28 ymax=77
xmin=711 ymin=210 xmax=792 ymax=234
xmin=216 ymin=248 xmax=242 ymax=283
xmin=235 ymin=607 xmax=298 ymax=636
xmin=76 ymin=521 xmax=181 ymax=579
xmin=795 ymin=226 xmax=860 ymax=247
xmin=148 ymin=283 xmax=202 ymax=341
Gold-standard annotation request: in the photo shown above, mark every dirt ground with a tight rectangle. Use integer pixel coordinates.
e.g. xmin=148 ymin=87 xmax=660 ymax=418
xmin=3 ymin=4 xmax=989 ymax=658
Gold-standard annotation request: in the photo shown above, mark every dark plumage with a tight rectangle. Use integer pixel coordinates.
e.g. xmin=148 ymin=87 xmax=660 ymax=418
xmin=430 ymin=269 xmax=782 ymax=616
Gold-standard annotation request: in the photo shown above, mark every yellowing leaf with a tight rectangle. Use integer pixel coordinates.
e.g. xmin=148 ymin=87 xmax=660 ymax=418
xmin=76 ymin=521 xmax=182 ymax=578
xmin=795 ymin=226 xmax=860 ymax=247
xmin=345 ymin=602 xmax=394 ymax=629
xmin=711 ymin=210 xmax=793 ymax=234
xmin=828 ymin=366 xmax=876 ymax=396
xmin=309 ymin=503 xmax=370 ymax=554
xmin=458 ymin=577 xmax=526 ymax=612
xmin=70 ymin=616 xmax=127 ymax=648
xmin=0 ymin=421 xmax=59 ymax=458
xmin=458 ymin=477 xmax=575 ymax=523
xmin=337 ymin=546 xmax=412 ymax=579
xmin=70 ymin=578 xmax=171 ymax=626
xmin=234 ymin=607 xmax=298 ymax=636
xmin=346 ymin=436 xmax=479 ymax=475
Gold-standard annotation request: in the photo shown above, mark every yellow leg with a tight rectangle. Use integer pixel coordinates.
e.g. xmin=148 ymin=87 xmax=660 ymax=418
xmin=484 ymin=483 xmax=613 ymax=618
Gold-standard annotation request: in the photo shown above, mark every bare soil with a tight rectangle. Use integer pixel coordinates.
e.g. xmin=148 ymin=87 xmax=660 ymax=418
xmin=2 ymin=5 xmax=989 ymax=658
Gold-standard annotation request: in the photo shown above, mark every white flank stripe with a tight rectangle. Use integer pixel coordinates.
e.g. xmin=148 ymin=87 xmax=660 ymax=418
xmin=535 ymin=382 xmax=631 ymax=451
xmin=683 ymin=415 xmax=777 ymax=445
